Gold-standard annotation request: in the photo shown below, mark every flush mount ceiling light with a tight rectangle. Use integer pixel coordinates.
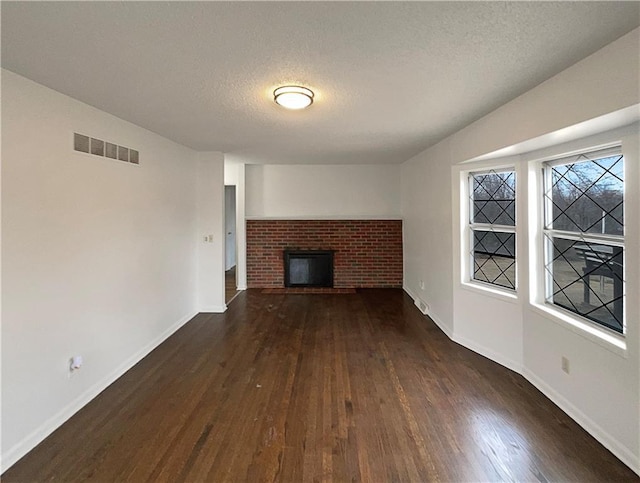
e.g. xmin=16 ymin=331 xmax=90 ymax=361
xmin=273 ymin=85 xmax=314 ymax=110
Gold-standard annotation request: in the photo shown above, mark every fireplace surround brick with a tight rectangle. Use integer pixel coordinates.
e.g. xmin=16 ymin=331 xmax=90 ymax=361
xmin=246 ymin=220 xmax=402 ymax=288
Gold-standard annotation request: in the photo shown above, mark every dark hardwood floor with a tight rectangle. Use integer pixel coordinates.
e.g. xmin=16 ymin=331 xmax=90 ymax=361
xmin=4 ymin=290 xmax=637 ymax=482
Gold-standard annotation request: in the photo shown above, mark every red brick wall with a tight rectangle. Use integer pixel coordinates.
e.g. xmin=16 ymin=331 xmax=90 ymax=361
xmin=246 ymin=220 xmax=403 ymax=288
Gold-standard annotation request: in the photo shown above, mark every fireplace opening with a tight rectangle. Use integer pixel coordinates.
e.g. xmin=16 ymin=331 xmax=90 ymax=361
xmin=284 ymin=250 xmax=334 ymax=288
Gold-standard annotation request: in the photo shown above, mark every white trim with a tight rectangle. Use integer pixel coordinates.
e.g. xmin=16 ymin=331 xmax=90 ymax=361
xmin=536 ymin=142 xmax=627 ymax=344
xmin=429 ymin=311 xmax=454 ymax=340
xmin=468 ymin=166 xmax=516 ymax=176
xmin=402 ymin=283 xmax=416 ymax=301
xmin=0 ymin=310 xmax=198 ymax=473
xmin=523 ymin=368 xmax=640 ymax=476
xmin=199 ymin=305 xmax=227 ymax=313
xmin=542 ymin=230 xmax=625 ymax=247
xmin=403 ymin=285 xmax=417 ymax=300
xmin=462 ymin=165 xmax=519 ymax=292
xmin=452 ymin=334 xmax=522 ymax=373
xmin=470 ymin=223 xmax=516 ymax=233
xmin=403 ymin=286 xmax=455 ymax=341
xmin=236 ymin=285 xmax=248 ymax=291
xmin=527 ymin=135 xmax=630 ymax=356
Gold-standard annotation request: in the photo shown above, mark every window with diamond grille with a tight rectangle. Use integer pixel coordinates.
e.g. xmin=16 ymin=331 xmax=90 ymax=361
xmin=469 ymin=170 xmax=516 ymax=290
xmin=543 ymin=147 xmax=624 ymax=334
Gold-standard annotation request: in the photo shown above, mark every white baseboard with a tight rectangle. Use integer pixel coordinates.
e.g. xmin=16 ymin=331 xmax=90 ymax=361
xmin=403 ymin=285 xmax=454 ymax=339
xmin=429 ymin=311 xmax=454 ymax=340
xmin=452 ymin=334 xmax=522 ymax=373
xmin=403 ymin=285 xmax=417 ymax=300
xmin=199 ymin=305 xmax=227 ymax=313
xmin=236 ymin=285 xmax=247 ymax=291
xmin=0 ymin=309 xmax=198 ymax=473
xmin=523 ymin=368 xmax=639 ymax=476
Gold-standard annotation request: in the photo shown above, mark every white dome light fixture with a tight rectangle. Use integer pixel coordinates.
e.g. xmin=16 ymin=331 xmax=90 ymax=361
xmin=274 ymin=85 xmax=314 ymax=110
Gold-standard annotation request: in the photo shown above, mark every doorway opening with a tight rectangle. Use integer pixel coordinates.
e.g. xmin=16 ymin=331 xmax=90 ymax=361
xmin=225 ymin=185 xmax=238 ymax=303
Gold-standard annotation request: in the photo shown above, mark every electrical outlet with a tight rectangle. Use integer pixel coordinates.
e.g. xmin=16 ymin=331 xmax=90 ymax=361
xmin=419 ymin=280 xmax=425 ymax=290
xmin=561 ymin=356 xmax=570 ymax=374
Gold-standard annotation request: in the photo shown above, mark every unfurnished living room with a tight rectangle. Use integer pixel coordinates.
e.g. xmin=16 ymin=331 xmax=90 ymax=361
xmin=2 ymin=1 xmax=640 ymax=481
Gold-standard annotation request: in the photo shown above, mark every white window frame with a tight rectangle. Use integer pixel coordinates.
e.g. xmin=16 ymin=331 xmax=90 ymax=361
xmin=541 ymin=146 xmax=625 ymax=336
xmin=464 ymin=167 xmax=517 ymax=295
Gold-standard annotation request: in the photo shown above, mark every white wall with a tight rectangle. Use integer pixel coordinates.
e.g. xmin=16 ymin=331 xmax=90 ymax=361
xmin=401 ymin=28 xmax=640 ymax=473
xmin=401 ymin=140 xmax=454 ymax=335
xmin=246 ymin=164 xmax=401 ymax=219
xmin=197 ymin=152 xmax=226 ymax=312
xmin=1 ymin=70 xmax=204 ymax=470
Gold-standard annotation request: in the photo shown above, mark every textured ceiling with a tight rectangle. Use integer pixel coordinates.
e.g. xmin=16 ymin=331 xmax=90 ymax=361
xmin=2 ymin=2 xmax=639 ymax=164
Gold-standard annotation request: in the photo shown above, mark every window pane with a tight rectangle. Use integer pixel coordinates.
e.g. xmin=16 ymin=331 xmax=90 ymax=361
xmin=472 ymin=230 xmax=515 ymax=289
xmin=471 ymin=171 xmax=515 ymax=226
xmin=545 ymin=236 xmax=623 ymax=333
xmin=547 ymin=154 xmax=623 ymax=235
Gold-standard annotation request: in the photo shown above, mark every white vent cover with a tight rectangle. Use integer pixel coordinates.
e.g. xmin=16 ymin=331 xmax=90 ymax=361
xmin=74 ymin=133 xmax=139 ymax=165
xmin=414 ymin=298 xmax=430 ymax=316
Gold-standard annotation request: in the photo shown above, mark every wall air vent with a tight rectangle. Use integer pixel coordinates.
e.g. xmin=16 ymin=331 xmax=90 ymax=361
xmin=415 ymin=298 xmax=430 ymax=316
xmin=74 ymin=133 xmax=139 ymax=165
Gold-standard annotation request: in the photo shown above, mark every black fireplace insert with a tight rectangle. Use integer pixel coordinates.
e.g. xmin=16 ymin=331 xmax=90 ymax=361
xmin=283 ymin=250 xmax=334 ymax=288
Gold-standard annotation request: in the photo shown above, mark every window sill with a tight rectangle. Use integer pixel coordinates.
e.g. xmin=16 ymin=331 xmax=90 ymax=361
xmin=460 ymin=281 xmax=519 ymax=304
xmin=529 ymin=302 xmax=627 ymax=357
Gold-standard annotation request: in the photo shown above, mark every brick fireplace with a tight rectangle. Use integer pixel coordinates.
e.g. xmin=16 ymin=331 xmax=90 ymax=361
xmin=246 ymin=220 xmax=402 ymax=288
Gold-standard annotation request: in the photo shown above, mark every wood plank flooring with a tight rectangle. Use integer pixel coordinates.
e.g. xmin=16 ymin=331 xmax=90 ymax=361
xmin=3 ymin=289 xmax=637 ymax=482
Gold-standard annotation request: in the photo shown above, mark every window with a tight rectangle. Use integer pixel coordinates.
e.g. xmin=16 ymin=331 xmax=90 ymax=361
xmin=543 ymin=147 xmax=624 ymax=334
xmin=469 ymin=169 xmax=516 ymax=290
